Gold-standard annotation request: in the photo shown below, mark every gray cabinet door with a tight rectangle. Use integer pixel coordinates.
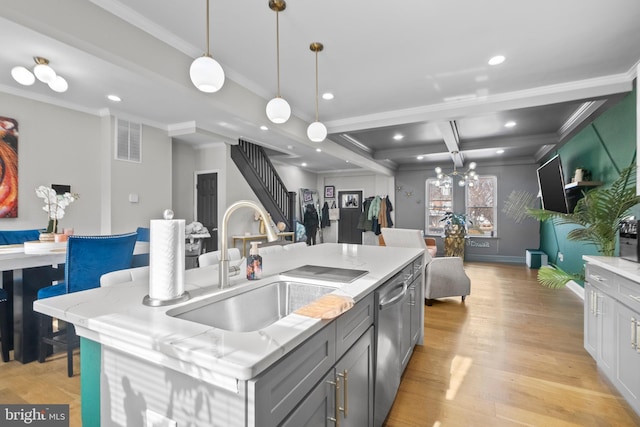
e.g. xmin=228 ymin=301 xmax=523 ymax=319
xmin=409 ymin=277 xmax=422 ymax=347
xmin=335 ymin=327 xmax=374 ymax=427
xmin=282 ymin=327 xmax=374 ymax=427
xmin=615 ymin=302 xmax=640 ymax=414
xmin=281 ymin=371 xmax=335 ymax=427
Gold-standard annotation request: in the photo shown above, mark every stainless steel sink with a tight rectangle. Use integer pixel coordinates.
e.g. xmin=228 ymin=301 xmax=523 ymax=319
xmin=169 ymin=281 xmax=335 ymax=332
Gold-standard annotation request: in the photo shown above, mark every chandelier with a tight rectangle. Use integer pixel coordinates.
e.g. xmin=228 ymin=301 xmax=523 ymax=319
xmin=434 ymin=152 xmax=479 ymax=192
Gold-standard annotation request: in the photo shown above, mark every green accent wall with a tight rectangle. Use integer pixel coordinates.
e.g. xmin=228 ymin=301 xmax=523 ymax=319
xmin=80 ymin=338 xmax=101 ymax=427
xmin=539 ymin=88 xmax=637 ymax=282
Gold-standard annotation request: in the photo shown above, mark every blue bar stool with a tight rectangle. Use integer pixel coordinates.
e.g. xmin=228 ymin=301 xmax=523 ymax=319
xmin=37 ymin=232 xmax=138 ymax=377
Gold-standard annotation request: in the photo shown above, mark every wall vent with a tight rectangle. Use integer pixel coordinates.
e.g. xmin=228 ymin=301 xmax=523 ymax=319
xmin=115 ymin=118 xmax=142 ymax=163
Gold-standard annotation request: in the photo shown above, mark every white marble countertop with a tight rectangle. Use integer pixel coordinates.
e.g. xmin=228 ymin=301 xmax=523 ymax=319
xmin=34 ymin=243 xmax=422 ymax=389
xmin=583 ymin=255 xmax=640 ymax=283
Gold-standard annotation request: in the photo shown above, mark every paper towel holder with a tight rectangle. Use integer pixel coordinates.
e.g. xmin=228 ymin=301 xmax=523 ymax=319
xmin=143 ymin=209 xmax=191 ymax=307
xmin=143 ymin=291 xmax=190 ymax=307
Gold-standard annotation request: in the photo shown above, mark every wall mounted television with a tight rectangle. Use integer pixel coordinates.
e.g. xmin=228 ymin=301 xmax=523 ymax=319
xmin=537 ymin=155 xmax=570 ymax=214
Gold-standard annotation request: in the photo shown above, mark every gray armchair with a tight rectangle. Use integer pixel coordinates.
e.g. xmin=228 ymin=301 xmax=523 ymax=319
xmin=381 ymin=228 xmax=470 ymax=305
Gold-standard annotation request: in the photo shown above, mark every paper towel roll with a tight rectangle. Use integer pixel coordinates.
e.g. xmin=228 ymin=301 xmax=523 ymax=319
xmin=148 ymin=218 xmax=186 ymax=301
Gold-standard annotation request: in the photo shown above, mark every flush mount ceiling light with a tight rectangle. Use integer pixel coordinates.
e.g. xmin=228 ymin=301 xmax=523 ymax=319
xmin=488 ymin=55 xmax=506 ymax=66
xmin=307 ymin=42 xmax=327 ymax=142
xmin=265 ymin=0 xmax=291 ymax=124
xmin=190 ymin=0 xmax=225 ymax=93
xmin=434 ymin=151 xmax=479 ymax=193
xmin=504 ymin=120 xmax=516 ymax=128
xmin=11 ymin=57 xmax=68 ymax=93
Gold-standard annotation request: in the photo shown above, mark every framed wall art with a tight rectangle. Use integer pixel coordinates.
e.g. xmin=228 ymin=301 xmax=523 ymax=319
xmin=324 ymin=185 xmax=335 ymax=199
xmin=0 ymin=116 xmax=19 ymax=218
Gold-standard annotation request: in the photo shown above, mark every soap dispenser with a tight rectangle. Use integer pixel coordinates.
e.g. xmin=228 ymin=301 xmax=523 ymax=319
xmin=246 ymin=241 xmax=263 ymax=280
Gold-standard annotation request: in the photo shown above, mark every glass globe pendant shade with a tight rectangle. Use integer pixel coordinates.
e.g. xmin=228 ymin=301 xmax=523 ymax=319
xmin=190 ymin=55 xmax=225 ymax=93
xmin=34 ymin=63 xmax=56 ymax=83
xmin=266 ymin=97 xmax=291 ymax=124
xmin=307 ymin=121 xmax=327 ymax=142
xmin=458 ymin=179 xmax=466 ymax=187
xmin=11 ymin=66 xmax=35 ymax=86
xmin=48 ymin=76 xmax=68 ymax=93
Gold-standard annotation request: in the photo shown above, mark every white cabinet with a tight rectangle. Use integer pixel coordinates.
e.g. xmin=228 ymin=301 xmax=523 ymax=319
xmin=584 ymin=281 xmax=616 ymax=378
xmin=583 ymin=261 xmax=640 ymax=417
xmin=614 ymin=303 xmax=640 ymax=412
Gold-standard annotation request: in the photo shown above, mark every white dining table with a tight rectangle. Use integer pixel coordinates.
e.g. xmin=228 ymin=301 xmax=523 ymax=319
xmin=0 ymin=241 xmax=149 ymax=363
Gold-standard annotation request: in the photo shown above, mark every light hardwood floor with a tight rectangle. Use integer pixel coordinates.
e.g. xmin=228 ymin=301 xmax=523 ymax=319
xmin=385 ymin=262 xmax=640 ymax=427
xmin=1 ymin=262 xmax=639 ymax=426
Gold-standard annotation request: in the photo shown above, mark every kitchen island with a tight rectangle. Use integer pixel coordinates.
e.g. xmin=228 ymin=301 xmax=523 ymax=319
xmin=34 ymin=243 xmax=424 ymax=426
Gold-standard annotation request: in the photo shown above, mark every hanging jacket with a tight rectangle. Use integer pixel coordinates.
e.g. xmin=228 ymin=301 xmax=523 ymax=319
xmin=357 ymin=197 xmax=374 ymax=231
xmin=368 ymin=196 xmax=381 ymax=221
xmin=321 ymin=202 xmax=330 ymax=228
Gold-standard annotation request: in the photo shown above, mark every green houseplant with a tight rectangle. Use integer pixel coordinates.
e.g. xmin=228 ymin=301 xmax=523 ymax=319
xmin=526 ymin=164 xmax=640 ymax=288
xmin=440 ymin=211 xmax=470 ymax=257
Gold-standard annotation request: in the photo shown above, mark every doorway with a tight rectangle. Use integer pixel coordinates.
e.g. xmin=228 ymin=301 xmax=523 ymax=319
xmin=337 ymin=190 xmax=363 ymax=244
xmin=196 ymin=172 xmax=218 ymax=253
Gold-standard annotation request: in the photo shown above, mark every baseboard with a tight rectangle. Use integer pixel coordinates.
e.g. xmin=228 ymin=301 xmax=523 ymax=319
xmin=464 ymin=254 xmax=524 ymax=264
xmin=566 ymin=279 xmax=585 ymax=300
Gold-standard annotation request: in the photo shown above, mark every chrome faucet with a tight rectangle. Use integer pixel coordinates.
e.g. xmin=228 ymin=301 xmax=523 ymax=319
xmin=219 ymin=200 xmax=279 ymax=289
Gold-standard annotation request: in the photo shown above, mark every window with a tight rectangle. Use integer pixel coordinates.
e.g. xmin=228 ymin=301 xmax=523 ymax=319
xmin=425 ymin=178 xmax=453 ymax=235
xmin=466 ymin=176 xmax=497 ymax=237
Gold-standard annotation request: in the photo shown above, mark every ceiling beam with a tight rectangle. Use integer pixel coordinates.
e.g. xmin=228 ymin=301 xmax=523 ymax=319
xmin=460 ymin=133 xmax=559 ymax=151
xmin=436 ymin=121 xmax=464 ymax=167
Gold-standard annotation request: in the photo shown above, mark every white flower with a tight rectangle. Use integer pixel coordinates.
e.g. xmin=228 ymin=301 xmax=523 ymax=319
xmin=35 ymin=186 xmax=79 ymax=223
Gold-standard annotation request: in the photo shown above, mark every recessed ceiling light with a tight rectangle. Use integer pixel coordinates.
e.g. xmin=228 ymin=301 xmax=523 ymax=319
xmin=107 ymin=94 xmax=121 ymax=102
xmin=322 ymin=92 xmax=334 ymax=100
xmin=504 ymin=121 xmax=516 ymax=128
xmin=416 ymin=155 xmax=424 ymax=160
xmin=496 ymin=149 xmax=505 ymax=154
xmin=346 ymin=160 xmax=350 ymax=163
xmin=301 ymin=162 xmax=307 ymax=167
xmin=260 ymin=125 xmax=269 ymax=130
xmin=316 ymin=148 xmax=322 ymax=152
xmin=488 ymin=55 xmax=506 ymax=66
xmin=393 ymin=134 xmax=404 ymax=141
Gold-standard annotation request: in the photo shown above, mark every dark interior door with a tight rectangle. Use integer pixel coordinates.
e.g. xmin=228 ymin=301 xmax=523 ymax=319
xmin=338 ymin=190 xmax=363 ymax=244
xmin=197 ymin=172 xmax=218 ymax=252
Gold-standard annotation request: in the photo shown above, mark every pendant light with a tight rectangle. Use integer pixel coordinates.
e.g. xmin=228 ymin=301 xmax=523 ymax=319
xmin=190 ymin=0 xmax=225 ymax=93
xmin=307 ymin=42 xmax=327 ymax=142
xmin=265 ymin=0 xmax=291 ymax=124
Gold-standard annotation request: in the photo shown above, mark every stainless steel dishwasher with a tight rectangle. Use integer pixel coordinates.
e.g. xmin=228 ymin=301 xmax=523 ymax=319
xmin=374 ymin=265 xmax=412 ymax=427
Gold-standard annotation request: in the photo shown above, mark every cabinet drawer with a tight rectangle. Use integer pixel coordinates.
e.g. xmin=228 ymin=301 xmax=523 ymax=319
xmin=618 ymin=279 xmax=640 ymax=314
xmin=585 ymin=265 xmax=616 ymax=291
xmin=250 ymin=324 xmax=336 ymax=426
xmin=335 ymin=292 xmax=374 ymax=359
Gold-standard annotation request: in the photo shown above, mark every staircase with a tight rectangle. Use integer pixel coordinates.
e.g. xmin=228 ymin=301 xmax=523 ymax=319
xmin=231 ymin=139 xmax=296 ymax=231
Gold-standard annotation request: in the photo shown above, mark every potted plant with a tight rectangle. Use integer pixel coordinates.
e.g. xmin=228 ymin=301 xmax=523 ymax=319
xmin=440 ymin=211 xmax=470 ymax=257
xmin=35 ymin=186 xmax=79 ymax=240
xmin=526 ymin=163 xmax=640 ymax=288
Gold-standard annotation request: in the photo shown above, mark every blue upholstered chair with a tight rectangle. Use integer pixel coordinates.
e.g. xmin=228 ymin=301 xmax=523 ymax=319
xmin=131 ymin=227 xmax=150 ymax=268
xmin=37 ymin=232 xmax=138 ymax=376
xmin=135 ymin=227 xmax=150 ymax=242
xmin=0 ymin=288 xmax=9 ymax=362
xmin=0 ymin=229 xmax=42 ymax=245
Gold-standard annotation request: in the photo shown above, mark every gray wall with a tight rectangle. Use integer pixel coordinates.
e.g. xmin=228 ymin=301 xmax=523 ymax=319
xmin=0 ymin=92 xmax=171 ymax=234
xmin=395 ymin=162 xmax=541 ymax=263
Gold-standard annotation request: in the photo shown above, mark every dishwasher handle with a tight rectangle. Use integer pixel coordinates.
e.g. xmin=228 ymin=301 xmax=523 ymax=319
xmin=379 ymin=281 xmax=408 ymax=309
